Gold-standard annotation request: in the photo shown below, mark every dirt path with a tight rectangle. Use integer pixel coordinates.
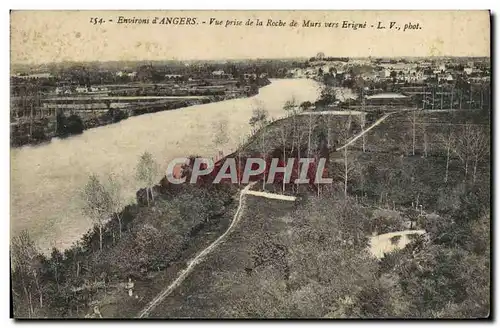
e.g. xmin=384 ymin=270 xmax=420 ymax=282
xmin=336 ymin=112 xmax=393 ymax=151
xmin=136 ymin=109 xmax=401 ymax=318
xmin=136 ymin=181 xmax=257 ymax=318
xmin=245 ymin=190 xmax=297 ymax=201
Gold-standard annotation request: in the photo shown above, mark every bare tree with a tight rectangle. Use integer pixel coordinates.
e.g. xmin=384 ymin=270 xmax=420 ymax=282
xmin=450 ymin=85 xmax=455 ymax=109
xmin=357 ymin=113 xmax=367 ymax=152
xmin=278 ymin=123 xmax=292 ymax=193
xmin=136 ymin=151 xmax=160 ymax=206
xmin=326 ymin=114 xmax=333 ymax=149
xmin=82 ymin=174 xmax=112 ymax=251
xmin=335 ymin=146 xmax=361 ymax=199
xmin=469 ymin=126 xmax=489 ymax=183
xmin=259 ymin=129 xmax=271 ymax=191
xmin=212 ymin=119 xmax=230 ymax=153
xmin=283 ymin=96 xmax=300 ymax=153
xmin=421 ymin=118 xmax=428 ymax=158
xmin=336 ymin=119 xmax=358 ymax=198
xmin=451 ymin=123 xmax=488 ymax=181
xmin=306 ymin=114 xmax=316 ymax=157
xmin=106 ymin=173 xmax=125 ymax=238
xmin=438 ymin=125 xmax=455 ymax=183
xmin=11 ymin=230 xmax=43 ymax=316
xmin=408 ymin=110 xmax=419 ymax=156
xmin=249 ymin=103 xmax=270 ymax=190
xmin=236 ymin=136 xmax=245 ymax=186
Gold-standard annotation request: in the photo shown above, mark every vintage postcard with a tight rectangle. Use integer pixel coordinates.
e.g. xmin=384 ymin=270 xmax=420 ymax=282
xmin=10 ymin=10 xmax=491 ymax=319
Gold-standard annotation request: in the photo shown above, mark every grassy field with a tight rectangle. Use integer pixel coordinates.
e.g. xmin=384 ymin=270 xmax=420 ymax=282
xmin=91 ymin=198 xmax=239 ymax=318
xmin=147 ymin=195 xmax=297 ymax=318
xmin=347 ymin=109 xmax=491 ymax=212
xmin=237 ymin=113 xmax=361 ymax=158
xmin=138 ymin=107 xmax=490 ymax=318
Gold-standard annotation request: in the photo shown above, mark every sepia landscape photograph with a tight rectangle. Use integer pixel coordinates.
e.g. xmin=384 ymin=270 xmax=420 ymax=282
xmin=9 ymin=10 xmax=491 ymax=319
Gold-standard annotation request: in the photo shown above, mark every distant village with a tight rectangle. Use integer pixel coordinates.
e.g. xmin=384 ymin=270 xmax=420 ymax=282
xmin=286 ymin=53 xmax=490 ymax=112
xmin=288 ymin=52 xmax=489 ymax=84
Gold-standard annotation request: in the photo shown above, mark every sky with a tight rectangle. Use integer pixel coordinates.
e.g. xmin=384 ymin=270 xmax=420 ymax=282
xmin=10 ymin=10 xmax=491 ymax=65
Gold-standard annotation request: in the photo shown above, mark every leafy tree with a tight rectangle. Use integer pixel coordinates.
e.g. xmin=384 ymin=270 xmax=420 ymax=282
xmin=136 ymin=152 xmax=160 ymax=206
xmin=249 ymin=102 xmax=269 ymax=132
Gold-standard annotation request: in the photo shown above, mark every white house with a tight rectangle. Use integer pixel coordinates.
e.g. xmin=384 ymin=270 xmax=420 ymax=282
xmin=75 ymin=86 xmax=89 ymax=93
xmin=212 ymin=70 xmax=225 ymax=77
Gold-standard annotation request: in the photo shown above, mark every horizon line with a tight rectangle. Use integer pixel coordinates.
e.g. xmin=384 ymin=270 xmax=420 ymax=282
xmin=11 ymin=55 xmax=492 ymax=67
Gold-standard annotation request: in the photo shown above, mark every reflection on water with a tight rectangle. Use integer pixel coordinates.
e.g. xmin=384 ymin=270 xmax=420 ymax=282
xmin=10 ymin=79 xmax=320 ymax=252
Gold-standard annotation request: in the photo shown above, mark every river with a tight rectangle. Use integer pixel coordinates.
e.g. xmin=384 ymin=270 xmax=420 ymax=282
xmin=11 ymin=79 xmax=321 ymax=253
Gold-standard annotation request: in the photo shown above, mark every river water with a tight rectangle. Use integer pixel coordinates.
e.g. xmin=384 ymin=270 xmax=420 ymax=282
xmin=11 ymin=79 xmax=321 ymax=253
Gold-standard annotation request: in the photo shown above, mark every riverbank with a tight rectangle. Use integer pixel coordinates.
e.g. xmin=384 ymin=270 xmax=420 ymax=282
xmin=11 ymin=78 xmax=321 ymax=254
xmin=11 ymin=105 xmax=491 ymax=318
xmin=10 ymin=78 xmax=271 ymax=148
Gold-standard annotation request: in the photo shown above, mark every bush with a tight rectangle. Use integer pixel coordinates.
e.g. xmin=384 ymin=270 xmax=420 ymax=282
xmin=370 ymin=209 xmax=404 ymax=235
xmin=390 ymin=235 xmax=401 ymax=245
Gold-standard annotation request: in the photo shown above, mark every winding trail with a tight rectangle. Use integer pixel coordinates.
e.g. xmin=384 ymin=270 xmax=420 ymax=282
xmin=333 ymin=107 xmax=463 ymax=152
xmin=137 ymin=182 xmax=256 ymax=318
xmin=136 ymin=108 xmax=401 ymax=318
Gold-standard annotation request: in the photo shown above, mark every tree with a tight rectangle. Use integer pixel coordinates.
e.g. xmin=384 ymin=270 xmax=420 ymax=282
xmin=106 ymin=173 xmax=125 ymax=238
xmin=49 ymin=248 xmax=64 ymax=292
xmin=212 ymin=119 xmax=230 ymax=153
xmin=277 ymin=123 xmax=291 ymax=193
xmin=325 ymin=114 xmax=333 ymax=149
xmin=336 ymin=117 xmax=358 ymax=198
xmin=316 ymin=85 xmax=337 ymax=108
xmin=451 ymin=123 xmax=488 ymax=182
xmin=283 ymin=96 xmax=298 ymax=115
xmin=236 ymin=136 xmax=246 ymax=186
xmin=11 ymin=230 xmax=44 ymax=316
xmin=249 ymin=101 xmax=269 ymax=133
xmin=249 ymin=102 xmax=270 ymax=189
xmin=357 ymin=113 xmax=367 ymax=153
xmin=300 ymin=101 xmax=313 ymax=111
xmin=336 ymin=145 xmax=361 ymax=198
xmin=306 ymin=114 xmax=317 ymax=157
xmin=136 ymin=151 xmax=160 ymax=206
xmin=259 ymin=129 xmax=271 ymax=191
xmin=421 ymin=117 xmax=428 ymax=158
xmin=408 ymin=109 xmax=419 ymax=156
xmin=469 ymin=126 xmax=489 ymax=183
xmin=283 ymin=96 xmax=300 ymax=154
xmin=82 ymin=174 xmax=112 ymax=251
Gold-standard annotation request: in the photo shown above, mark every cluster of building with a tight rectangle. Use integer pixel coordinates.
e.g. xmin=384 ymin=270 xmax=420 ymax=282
xmin=54 ymin=85 xmax=110 ymax=95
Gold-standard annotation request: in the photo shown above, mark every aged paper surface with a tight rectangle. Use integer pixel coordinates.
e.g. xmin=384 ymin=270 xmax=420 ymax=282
xmin=10 ymin=10 xmax=491 ymax=319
